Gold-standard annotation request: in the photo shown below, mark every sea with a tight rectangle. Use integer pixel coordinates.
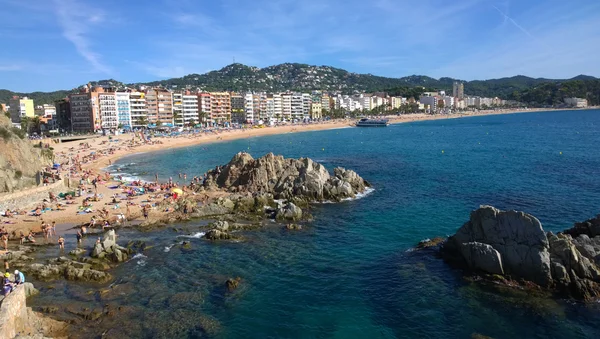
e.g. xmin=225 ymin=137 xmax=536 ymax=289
xmin=29 ymin=110 xmax=600 ymax=338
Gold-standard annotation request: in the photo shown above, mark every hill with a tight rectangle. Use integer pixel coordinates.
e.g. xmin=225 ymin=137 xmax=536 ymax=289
xmin=0 ymin=63 xmax=597 ymax=105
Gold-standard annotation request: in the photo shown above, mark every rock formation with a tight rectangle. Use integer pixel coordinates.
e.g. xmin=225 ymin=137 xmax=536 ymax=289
xmin=91 ymin=230 xmax=129 ymax=263
xmin=0 ymin=114 xmax=52 ymax=193
xmin=441 ymin=206 xmax=600 ymax=300
xmin=198 ymin=152 xmax=369 ymax=202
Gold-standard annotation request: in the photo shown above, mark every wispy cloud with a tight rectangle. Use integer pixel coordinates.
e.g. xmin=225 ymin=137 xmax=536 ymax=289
xmin=52 ymin=0 xmax=111 ymax=74
xmin=492 ymin=5 xmax=534 ymax=39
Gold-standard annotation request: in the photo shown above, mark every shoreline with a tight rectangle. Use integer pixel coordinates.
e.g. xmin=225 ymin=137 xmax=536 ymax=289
xmin=86 ymin=107 xmax=595 ymax=173
xmin=0 ymin=107 xmax=595 ymax=236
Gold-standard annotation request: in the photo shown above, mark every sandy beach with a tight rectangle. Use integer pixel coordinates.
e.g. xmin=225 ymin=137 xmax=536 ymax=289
xmin=0 ymin=108 xmax=587 ymax=245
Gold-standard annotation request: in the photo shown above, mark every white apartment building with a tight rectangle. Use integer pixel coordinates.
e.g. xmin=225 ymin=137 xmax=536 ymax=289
xmin=419 ymin=96 xmax=438 ymax=113
xmin=34 ymin=104 xmax=56 ymax=118
xmin=302 ymin=93 xmax=311 ymax=119
xmin=182 ymin=94 xmax=199 ymax=126
xmin=129 ymin=92 xmax=147 ymax=128
xmin=291 ymin=93 xmax=304 ymax=121
xmin=359 ymin=96 xmax=371 ymax=111
xmin=443 ymin=96 xmax=455 ymax=109
xmin=98 ymin=93 xmax=118 ymax=129
xmin=115 ymin=92 xmax=132 ymax=129
xmin=244 ymin=92 xmax=255 ymax=123
xmin=172 ymin=92 xmax=183 ymax=126
xmin=282 ymin=93 xmax=292 ymax=121
xmin=273 ymin=94 xmax=282 ymax=120
xmin=564 ymin=97 xmax=588 ymax=108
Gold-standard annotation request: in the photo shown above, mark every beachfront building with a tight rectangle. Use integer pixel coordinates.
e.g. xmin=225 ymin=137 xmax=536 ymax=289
xmin=54 ymin=98 xmax=72 ymax=132
xmin=443 ymin=96 xmax=455 ymax=110
xmin=145 ymin=89 xmax=173 ymax=126
xmin=291 ymin=93 xmax=304 ymax=121
xmin=129 ymin=92 xmax=147 ymax=128
xmin=69 ymin=93 xmax=95 ymax=132
xmin=564 ymin=97 xmax=588 ymax=108
xmin=273 ymin=94 xmax=282 ymax=121
xmin=311 ymin=100 xmax=322 ymax=119
xmin=210 ymin=92 xmax=231 ymax=126
xmin=34 ymin=104 xmax=56 ymax=118
xmin=115 ymin=92 xmax=132 ymax=129
xmin=182 ymin=92 xmax=199 ymax=126
xmin=98 ymin=92 xmax=118 ymax=129
xmin=282 ymin=93 xmax=292 ymax=121
xmin=453 ymin=82 xmax=464 ymax=99
xmin=359 ymin=96 xmax=371 ymax=111
xmin=8 ymin=96 xmax=34 ymax=123
xmin=230 ymin=93 xmax=245 ymax=124
xmin=243 ymin=92 xmax=254 ymax=123
xmin=321 ymin=94 xmax=331 ymax=112
xmin=172 ymin=92 xmax=183 ymax=127
xmin=199 ymin=93 xmax=211 ymax=126
xmin=302 ymin=93 xmax=312 ymax=120
xmin=419 ymin=95 xmax=438 ymax=113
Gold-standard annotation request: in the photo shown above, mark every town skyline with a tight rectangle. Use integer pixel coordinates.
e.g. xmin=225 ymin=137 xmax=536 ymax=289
xmin=1 ymin=0 xmax=599 ymax=92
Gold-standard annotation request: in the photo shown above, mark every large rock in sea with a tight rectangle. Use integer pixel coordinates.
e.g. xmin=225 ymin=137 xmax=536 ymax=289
xmin=198 ymin=152 xmax=369 ymax=202
xmin=442 ymin=206 xmax=600 ymax=300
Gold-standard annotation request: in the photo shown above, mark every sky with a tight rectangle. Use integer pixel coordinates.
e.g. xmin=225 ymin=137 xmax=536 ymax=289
xmin=1 ymin=0 xmax=599 ymax=92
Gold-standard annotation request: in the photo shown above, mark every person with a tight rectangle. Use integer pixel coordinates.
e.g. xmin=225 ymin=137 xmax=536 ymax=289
xmin=13 ymin=270 xmax=24 ymax=285
xmin=27 ymin=231 xmax=36 ymax=243
xmin=58 ymin=236 xmax=65 ymax=250
xmin=2 ymin=273 xmax=13 ymax=296
xmin=19 ymin=232 xmax=25 ymax=245
xmin=1 ymin=233 xmax=8 ymax=250
xmin=4 ymin=260 xmax=9 ymax=273
xmin=81 ymin=224 xmax=87 ymax=235
xmin=76 ymin=230 xmax=83 ymax=244
xmin=51 ymin=221 xmax=57 ymax=237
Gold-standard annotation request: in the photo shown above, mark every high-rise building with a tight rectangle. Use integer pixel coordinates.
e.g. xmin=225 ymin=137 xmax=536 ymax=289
xmin=321 ymin=94 xmax=331 ymax=112
xmin=210 ymin=92 xmax=231 ymax=125
xmin=8 ymin=96 xmax=34 ymax=123
xmin=182 ymin=91 xmax=199 ymax=126
xmin=302 ymin=93 xmax=312 ymax=119
xmin=69 ymin=93 xmax=94 ymax=132
xmin=198 ymin=93 xmax=212 ymax=125
xmin=115 ymin=92 xmax=132 ymax=129
xmin=244 ymin=92 xmax=254 ymax=123
xmin=98 ymin=92 xmax=118 ymax=129
xmin=54 ymin=98 xmax=71 ymax=132
xmin=282 ymin=93 xmax=292 ymax=121
xmin=273 ymin=94 xmax=282 ymax=120
xmin=129 ymin=92 xmax=147 ymax=128
xmin=452 ymin=82 xmax=464 ymax=99
xmin=230 ymin=93 xmax=245 ymax=124
xmin=172 ymin=92 xmax=183 ymax=126
xmin=145 ymin=89 xmax=173 ymax=125
xmin=291 ymin=93 xmax=304 ymax=121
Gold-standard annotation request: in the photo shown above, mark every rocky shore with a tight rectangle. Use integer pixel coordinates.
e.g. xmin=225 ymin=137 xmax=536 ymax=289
xmin=421 ymin=205 xmax=600 ymax=301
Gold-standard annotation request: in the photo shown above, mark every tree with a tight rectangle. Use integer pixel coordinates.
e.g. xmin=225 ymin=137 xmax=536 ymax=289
xmin=20 ymin=117 xmax=31 ymax=132
xmin=198 ymin=110 xmax=206 ymax=125
xmin=31 ymin=116 xmax=42 ymax=134
xmin=136 ymin=116 xmax=148 ymax=129
xmin=173 ymin=111 xmax=181 ymax=126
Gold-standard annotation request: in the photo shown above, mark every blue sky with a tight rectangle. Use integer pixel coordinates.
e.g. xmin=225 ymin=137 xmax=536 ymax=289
xmin=1 ymin=0 xmax=599 ymax=92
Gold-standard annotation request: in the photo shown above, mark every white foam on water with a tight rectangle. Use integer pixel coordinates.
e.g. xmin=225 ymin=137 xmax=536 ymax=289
xmin=342 ymin=187 xmax=375 ymax=201
xmin=179 ymin=232 xmax=206 ymax=239
xmin=164 ymin=244 xmax=175 ymax=252
xmin=132 ymin=253 xmax=147 ymax=259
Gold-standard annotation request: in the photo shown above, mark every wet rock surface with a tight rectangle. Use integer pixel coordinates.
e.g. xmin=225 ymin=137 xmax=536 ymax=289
xmin=439 ymin=206 xmax=600 ymax=300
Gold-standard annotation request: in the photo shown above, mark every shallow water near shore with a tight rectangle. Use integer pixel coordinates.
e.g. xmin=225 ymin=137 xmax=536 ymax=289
xmin=29 ymin=110 xmax=600 ymax=338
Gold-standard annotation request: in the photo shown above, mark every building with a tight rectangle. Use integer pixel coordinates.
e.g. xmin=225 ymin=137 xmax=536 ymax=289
xmin=452 ymin=82 xmax=464 ymax=99
xmin=564 ymin=97 xmax=588 ymax=108
xmin=282 ymin=93 xmax=292 ymax=120
xmin=172 ymin=92 xmax=183 ymax=126
xmin=273 ymin=94 xmax=282 ymax=120
xmin=419 ymin=95 xmax=438 ymax=113
xmin=182 ymin=92 xmax=199 ymax=126
xmin=54 ymin=98 xmax=71 ymax=132
xmin=145 ymin=89 xmax=173 ymax=125
xmin=311 ymin=101 xmax=322 ymax=119
xmin=244 ymin=92 xmax=255 ymax=123
xmin=69 ymin=92 xmax=95 ymax=132
xmin=198 ymin=93 xmax=211 ymax=125
xmin=115 ymin=92 xmax=132 ymax=129
xmin=98 ymin=92 xmax=118 ymax=129
xmin=302 ymin=93 xmax=312 ymax=119
xmin=129 ymin=92 xmax=147 ymax=128
xmin=8 ymin=96 xmax=34 ymax=123
xmin=291 ymin=93 xmax=304 ymax=121
xmin=210 ymin=92 xmax=231 ymax=125
xmin=34 ymin=104 xmax=56 ymax=118
xmin=321 ymin=94 xmax=331 ymax=112
xmin=230 ymin=93 xmax=245 ymax=124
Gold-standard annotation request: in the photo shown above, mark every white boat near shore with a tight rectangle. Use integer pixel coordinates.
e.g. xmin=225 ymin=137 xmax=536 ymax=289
xmin=355 ymin=118 xmax=389 ymax=127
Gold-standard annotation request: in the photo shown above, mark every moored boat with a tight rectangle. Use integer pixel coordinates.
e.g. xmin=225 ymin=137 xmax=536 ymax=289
xmin=356 ymin=118 xmax=389 ymax=127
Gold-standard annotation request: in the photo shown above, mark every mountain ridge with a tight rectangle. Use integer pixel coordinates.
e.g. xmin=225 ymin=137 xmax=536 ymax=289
xmin=0 ymin=63 xmax=598 ymax=106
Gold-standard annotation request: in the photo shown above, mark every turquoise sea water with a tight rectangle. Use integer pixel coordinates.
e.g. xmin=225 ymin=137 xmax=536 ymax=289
xmin=30 ymin=110 xmax=600 ymax=338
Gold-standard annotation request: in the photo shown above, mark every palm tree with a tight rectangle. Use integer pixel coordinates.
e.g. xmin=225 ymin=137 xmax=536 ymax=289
xmin=31 ymin=116 xmax=42 ymax=134
xmin=136 ymin=116 xmax=148 ymax=129
xmin=173 ymin=111 xmax=181 ymax=126
xmin=20 ymin=117 xmax=31 ymax=132
xmin=197 ymin=111 xmax=206 ymax=126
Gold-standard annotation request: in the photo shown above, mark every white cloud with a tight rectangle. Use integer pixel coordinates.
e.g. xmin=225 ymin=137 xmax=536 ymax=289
xmin=52 ymin=0 xmax=112 ymax=74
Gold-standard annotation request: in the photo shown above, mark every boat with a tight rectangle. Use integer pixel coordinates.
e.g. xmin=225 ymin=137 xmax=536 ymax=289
xmin=355 ymin=118 xmax=389 ymax=127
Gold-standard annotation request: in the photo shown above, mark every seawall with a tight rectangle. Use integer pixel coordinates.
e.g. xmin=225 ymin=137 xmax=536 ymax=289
xmin=0 ymin=178 xmax=72 ymax=211
xmin=0 ymin=284 xmax=67 ymax=338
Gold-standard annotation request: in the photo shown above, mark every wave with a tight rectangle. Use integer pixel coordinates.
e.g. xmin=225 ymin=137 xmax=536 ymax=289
xmin=342 ymin=187 xmax=375 ymax=201
xmin=178 ymin=232 xmax=206 ymax=239
xmin=132 ymin=253 xmax=147 ymax=259
xmin=132 ymin=253 xmax=147 ymax=266
xmin=164 ymin=244 xmax=175 ymax=252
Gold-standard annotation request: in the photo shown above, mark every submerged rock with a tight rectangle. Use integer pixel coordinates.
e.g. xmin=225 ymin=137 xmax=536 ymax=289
xmin=440 ymin=206 xmax=600 ymax=301
xmin=226 ymin=277 xmax=241 ymax=291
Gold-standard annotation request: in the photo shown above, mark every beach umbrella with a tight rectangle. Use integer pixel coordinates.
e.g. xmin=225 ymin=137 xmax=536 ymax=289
xmin=171 ymin=188 xmax=183 ymax=195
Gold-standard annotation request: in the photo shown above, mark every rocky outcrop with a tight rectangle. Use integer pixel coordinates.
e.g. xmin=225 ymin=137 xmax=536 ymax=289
xmin=441 ymin=206 xmax=600 ymax=300
xmin=276 ymin=202 xmax=302 ymax=221
xmin=91 ymin=230 xmax=129 ymax=263
xmin=27 ymin=257 xmax=112 ymax=284
xmin=0 ymin=114 xmax=52 ymax=193
xmin=0 ymin=284 xmax=68 ymax=338
xmin=198 ymin=152 xmax=369 ymax=202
